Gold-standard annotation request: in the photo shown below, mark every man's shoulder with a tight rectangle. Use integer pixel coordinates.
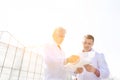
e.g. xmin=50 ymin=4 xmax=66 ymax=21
xmin=94 ymin=51 xmax=106 ymax=60
xmin=93 ymin=50 xmax=105 ymax=58
xmin=93 ymin=49 xmax=103 ymax=54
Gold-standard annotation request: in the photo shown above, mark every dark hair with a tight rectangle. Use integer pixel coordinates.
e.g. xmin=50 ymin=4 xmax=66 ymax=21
xmin=84 ymin=34 xmax=94 ymax=42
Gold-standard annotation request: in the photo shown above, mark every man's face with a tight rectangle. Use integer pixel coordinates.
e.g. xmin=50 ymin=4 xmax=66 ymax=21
xmin=54 ymin=29 xmax=65 ymax=45
xmin=83 ymin=38 xmax=94 ymax=52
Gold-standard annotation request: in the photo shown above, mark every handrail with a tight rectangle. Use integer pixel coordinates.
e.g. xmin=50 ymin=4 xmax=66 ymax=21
xmin=0 ymin=31 xmax=25 ymax=47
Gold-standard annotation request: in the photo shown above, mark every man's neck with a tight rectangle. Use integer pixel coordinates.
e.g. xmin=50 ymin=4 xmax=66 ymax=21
xmin=82 ymin=49 xmax=92 ymax=52
xmin=57 ymin=45 xmax=61 ymax=49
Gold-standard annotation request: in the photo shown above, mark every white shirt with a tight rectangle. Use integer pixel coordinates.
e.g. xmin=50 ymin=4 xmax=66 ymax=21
xmin=75 ymin=49 xmax=110 ymax=80
xmin=42 ymin=41 xmax=67 ymax=80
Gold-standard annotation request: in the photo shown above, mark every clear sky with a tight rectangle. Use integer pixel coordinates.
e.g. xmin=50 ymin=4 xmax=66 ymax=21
xmin=0 ymin=0 xmax=120 ymax=79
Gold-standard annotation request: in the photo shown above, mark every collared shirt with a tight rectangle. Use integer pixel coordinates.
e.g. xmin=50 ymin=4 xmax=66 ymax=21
xmin=75 ymin=49 xmax=110 ymax=80
xmin=42 ymin=41 xmax=67 ymax=80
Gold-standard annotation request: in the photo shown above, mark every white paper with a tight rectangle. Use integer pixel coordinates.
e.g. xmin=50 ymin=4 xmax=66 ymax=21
xmin=65 ymin=51 xmax=95 ymax=72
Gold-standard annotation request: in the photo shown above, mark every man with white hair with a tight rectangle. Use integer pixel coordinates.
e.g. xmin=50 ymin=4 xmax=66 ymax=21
xmin=43 ymin=27 xmax=75 ymax=80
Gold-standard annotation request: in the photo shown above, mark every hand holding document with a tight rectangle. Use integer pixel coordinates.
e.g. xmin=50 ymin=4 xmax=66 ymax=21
xmin=65 ymin=52 xmax=95 ymax=72
xmin=66 ymin=55 xmax=80 ymax=64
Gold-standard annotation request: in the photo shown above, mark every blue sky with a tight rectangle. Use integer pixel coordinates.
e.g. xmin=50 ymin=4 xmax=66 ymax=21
xmin=0 ymin=0 xmax=120 ymax=79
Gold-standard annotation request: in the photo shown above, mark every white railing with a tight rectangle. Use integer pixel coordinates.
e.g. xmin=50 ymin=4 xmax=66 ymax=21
xmin=0 ymin=31 xmax=43 ymax=80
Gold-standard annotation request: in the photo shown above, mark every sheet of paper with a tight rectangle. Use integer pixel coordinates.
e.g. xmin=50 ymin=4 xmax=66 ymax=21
xmin=65 ymin=52 xmax=95 ymax=72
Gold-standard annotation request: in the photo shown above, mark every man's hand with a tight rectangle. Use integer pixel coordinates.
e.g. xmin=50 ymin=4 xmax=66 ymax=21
xmin=66 ymin=55 xmax=80 ymax=64
xmin=84 ymin=64 xmax=96 ymax=72
xmin=75 ymin=67 xmax=83 ymax=74
xmin=84 ymin=64 xmax=100 ymax=77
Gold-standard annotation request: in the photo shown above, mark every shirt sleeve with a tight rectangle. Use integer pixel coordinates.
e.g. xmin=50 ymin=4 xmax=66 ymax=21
xmin=97 ymin=53 xmax=110 ymax=79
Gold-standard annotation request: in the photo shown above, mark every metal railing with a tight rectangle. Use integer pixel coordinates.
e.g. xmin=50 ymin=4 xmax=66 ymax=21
xmin=0 ymin=31 xmax=43 ymax=80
